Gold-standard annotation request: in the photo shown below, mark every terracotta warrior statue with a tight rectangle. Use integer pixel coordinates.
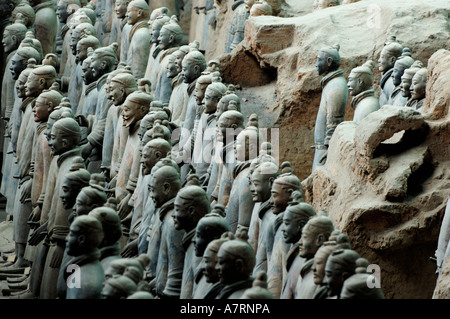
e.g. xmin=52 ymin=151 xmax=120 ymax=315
xmin=170 ymin=175 xmax=211 ymax=299
xmin=399 ymin=60 xmax=424 ymax=107
xmin=295 ymin=214 xmax=335 ymax=299
xmin=148 ymin=164 xmax=184 ymax=298
xmin=192 ymin=72 xmax=227 ymax=180
xmin=192 ymin=206 xmax=231 ymax=299
xmin=30 ymin=0 xmax=58 ymax=56
xmin=24 ymin=85 xmax=64 ymax=265
xmin=56 ymin=0 xmax=81 ymax=83
xmin=145 ymin=14 xmax=171 ymax=93
xmin=115 ymin=89 xmax=152 ymax=217
xmin=214 ymin=85 xmax=241 ymax=121
xmin=80 ymin=43 xmax=118 ymax=173
xmin=209 ymin=109 xmax=245 ymax=205
xmin=1 ymin=16 xmax=27 ymax=137
xmin=388 ymin=48 xmax=414 ymax=106
xmin=176 ymin=44 xmax=207 ymax=182
xmin=70 ymin=173 xmax=108 ymax=222
xmin=125 ymin=0 xmax=151 ymax=79
xmin=347 ymin=60 xmax=380 ymax=123
xmin=37 ymin=117 xmax=82 ymax=299
xmin=266 ymin=163 xmax=303 ymax=298
xmin=110 ymin=0 xmax=132 ymax=60
xmin=310 ymin=240 xmax=338 ymax=299
xmin=215 ymin=233 xmax=256 ymax=299
xmin=340 ymin=257 xmax=385 ymax=299
xmin=167 ymin=44 xmax=191 ymax=125
xmin=200 ymin=89 xmax=241 ymax=192
xmin=59 ymin=157 xmax=91 ymax=213
xmin=76 ymin=48 xmax=98 ymax=128
xmin=153 ymin=16 xmax=184 ymax=105
xmin=5 ymin=65 xmax=57 ymax=272
xmin=280 ymin=192 xmax=317 ymax=299
xmin=89 ymin=198 xmax=123 ymax=272
xmin=195 ymin=232 xmax=234 ymax=299
xmin=225 ymin=113 xmax=261 ymax=235
xmin=406 ymin=67 xmax=427 ymax=112
xmin=1 ymin=58 xmax=38 ymax=224
xmin=311 ymin=232 xmax=350 ymax=299
xmin=68 ymin=26 xmax=100 ymax=113
xmin=249 ymin=156 xmax=279 ymax=274
xmin=224 ymin=0 xmax=249 ymax=53
xmin=121 ymin=137 xmax=172 ymax=258
xmin=324 ymin=248 xmax=361 ymax=299
xmin=101 ymin=66 xmax=136 ymax=180
xmin=64 ymin=215 xmax=105 ymax=299
xmin=312 ymin=44 xmax=347 ymax=172
xmin=378 ymin=35 xmax=403 ymax=106
xmin=10 ymin=1 xmax=35 ymax=30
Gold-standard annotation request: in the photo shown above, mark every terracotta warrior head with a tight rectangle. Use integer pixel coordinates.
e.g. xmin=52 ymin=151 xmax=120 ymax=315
xmin=89 ymin=199 xmax=123 ymax=248
xmin=56 ymin=0 xmax=81 ymax=24
xmin=378 ymin=35 xmax=403 ymax=74
xmin=311 ymin=240 xmax=338 ymax=286
xmin=71 ymin=22 xmax=98 ymax=56
xmin=172 ymin=176 xmax=211 ymax=232
xmin=60 ymin=157 xmax=91 ymax=210
xmin=316 ymin=44 xmax=341 ymax=76
xmin=391 ymin=48 xmax=414 ymax=87
xmin=298 ymin=214 xmax=335 ymax=260
xmin=249 ymin=155 xmax=280 ymax=203
xmin=25 ymin=64 xmax=57 ymax=98
xmin=90 ymin=42 xmax=118 ymax=80
xmin=204 ymin=73 xmax=228 ymax=114
xmin=148 ymin=164 xmax=181 ymax=209
xmin=215 ymin=88 xmax=241 ymax=121
xmin=235 ymin=113 xmax=261 ymax=162
xmin=115 ymin=0 xmax=133 ymax=20
xmin=126 ymin=0 xmax=149 ymax=25
xmin=11 ymin=2 xmax=35 ymax=29
xmin=73 ymin=173 xmax=108 ymax=217
xmin=158 ymin=15 xmax=183 ymax=50
xmin=75 ymin=35 xmax=100 ymax=64
xmin=10 ymin=45 xmax=41 ymax=80
xmin=140 ymin=138 xmax=172 ymax=176
xmin=122 ymin=89 xmax=152 ymax=129
xmin=194 ymin=206 xmax=231 ymax=257
xmin=216 ymin=234 xmax=255 ymax=285
xmin=109 ymin=66 xmax=138 ymax=106
xmin=2 ymin=15 xmax=28 ymax=54
xmin=270 ymin=162 xmax=302 ymax=214
xmin=409 ymin=67 xmax=427 ymax=101
xmin=400 ymin=60 xmax=423 ymax=98
xmin=324 ymin=248 xmax=361 ymax=298
xmin=33 ymin=82 xmax=63 ymax=123
xmin=181 ymin=44 xmax=207 ymax=84
xmin=66 ymin=214 xmax=104 ymax=256
xmin=347 ymin=60 xmax=376 ymax=96
xmin=281 ymin=191 xmax=316 ymax=244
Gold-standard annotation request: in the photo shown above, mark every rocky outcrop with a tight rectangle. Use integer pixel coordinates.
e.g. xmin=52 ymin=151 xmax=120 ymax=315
xmin=212 ymin=0 xmax=449 ymax=180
